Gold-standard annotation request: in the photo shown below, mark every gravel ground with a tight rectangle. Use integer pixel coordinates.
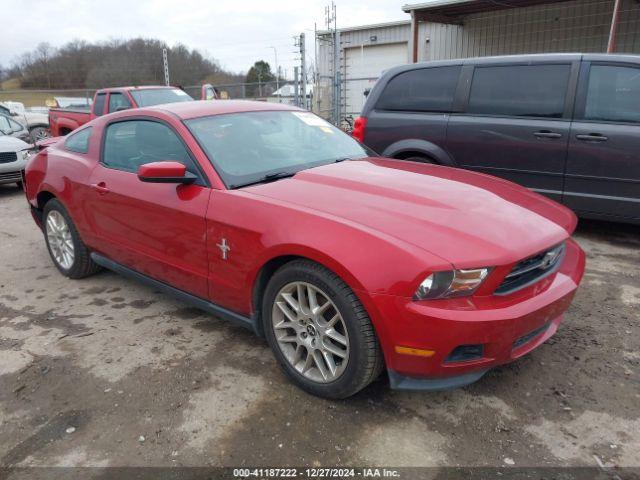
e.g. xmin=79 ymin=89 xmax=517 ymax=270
xmin=0 ymin=183 xmax=638 ymax=473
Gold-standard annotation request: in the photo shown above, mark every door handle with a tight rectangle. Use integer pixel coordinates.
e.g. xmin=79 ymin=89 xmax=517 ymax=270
xmin=576 ymin=133 xmax=608 ymax=142
xmin=533 ymin=131 xmax=562 ymax=139
xmin=91 ymin=182 xmax=110 ymax=195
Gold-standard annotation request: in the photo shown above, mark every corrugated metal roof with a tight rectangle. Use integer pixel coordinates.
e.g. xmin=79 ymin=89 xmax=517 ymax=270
xmin=403 ymin=0 xmax=571 ymax=17
xmin=402 ymin=0 xmax=474 ymax=13
xmin=317 ymin=20 xmax=410 ymax=36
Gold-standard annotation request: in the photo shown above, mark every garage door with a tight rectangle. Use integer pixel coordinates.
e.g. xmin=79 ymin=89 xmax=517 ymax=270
xmin=344 ymin=42 xmax=408 ymax=117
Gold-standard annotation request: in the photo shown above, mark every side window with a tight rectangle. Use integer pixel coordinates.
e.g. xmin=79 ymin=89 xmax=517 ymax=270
xmin=584 ymin=65 xmax=640 ymax=123
xmin=108 ymin=92 xmax=132 ymax=113
xmin=102 ymin=120 xmax=200 ymax=176
xmin=94 ymin=93 xmax=107 ymax=116
xmin=8 ymin=118 xmax=23 ymax=132
xmin=0 ymin=115 xmax=11 ymax=134
xmin=204 ymin=86 xmax=216 ymax=100
xmin=467 ymin=64 xmax=571 ymax=118
xmin=376 ymin=66 xmax=461 ymax=112
xmin=64 ymin=127 xmax=92 ymax=153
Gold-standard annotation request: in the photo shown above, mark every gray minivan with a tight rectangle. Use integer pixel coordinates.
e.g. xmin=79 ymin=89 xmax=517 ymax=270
xmin=357 ymin=53 xmax=640 ymax=225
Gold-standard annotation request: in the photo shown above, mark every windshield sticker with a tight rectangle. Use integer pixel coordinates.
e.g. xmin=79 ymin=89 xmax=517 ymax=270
xmin=292 ymin=111 xmax=330 ymax=127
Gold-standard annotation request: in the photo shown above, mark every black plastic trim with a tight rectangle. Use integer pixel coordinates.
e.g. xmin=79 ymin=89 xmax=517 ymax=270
xmin=388 ymin=368 xmax=488 ymax=391
xmin=90 ymin=253 xmax=259 ymax=335
xmin=138 ymin=171 xmax=197 ymax=184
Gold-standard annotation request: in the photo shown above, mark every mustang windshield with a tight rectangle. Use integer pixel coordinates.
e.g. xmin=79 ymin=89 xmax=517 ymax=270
xmin=185 ymin=111 xmax=369 ymax=188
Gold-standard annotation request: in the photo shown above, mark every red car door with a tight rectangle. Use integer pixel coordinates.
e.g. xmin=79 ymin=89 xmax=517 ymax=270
xmin=83 ymin=118 xmax=210 ymax=299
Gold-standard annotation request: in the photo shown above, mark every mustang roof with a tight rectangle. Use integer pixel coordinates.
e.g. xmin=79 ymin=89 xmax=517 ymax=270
xmin=150 ymin=100 xmax=301 ymax=120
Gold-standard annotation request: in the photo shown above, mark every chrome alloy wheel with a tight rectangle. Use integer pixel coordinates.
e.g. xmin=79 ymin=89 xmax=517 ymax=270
xmin=45 ymin=210 xmax=75 ymax=269
xmin=272 ymin=282 xmax=350 ymax=383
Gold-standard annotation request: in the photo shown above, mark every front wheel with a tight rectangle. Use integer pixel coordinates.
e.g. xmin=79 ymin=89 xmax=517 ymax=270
xmin=43 ymin=199 xmax=101 ymax=279
xmin=30 ymin=126 xmax=50 ymax=142
xmin=263 ymin=260 xmax=383 ymax=399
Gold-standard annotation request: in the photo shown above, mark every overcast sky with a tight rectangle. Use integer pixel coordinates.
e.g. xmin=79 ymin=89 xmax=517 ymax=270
xmin=0 ymin=0 xmax=410 ymax=77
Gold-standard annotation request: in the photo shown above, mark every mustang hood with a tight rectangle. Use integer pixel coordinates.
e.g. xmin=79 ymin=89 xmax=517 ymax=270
xmin=245 ymin=158 xmax=576 ymax=268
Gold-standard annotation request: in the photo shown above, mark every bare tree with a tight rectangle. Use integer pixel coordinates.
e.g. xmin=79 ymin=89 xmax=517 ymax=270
xmin=13 ymin=38 xmax=226 ymax=90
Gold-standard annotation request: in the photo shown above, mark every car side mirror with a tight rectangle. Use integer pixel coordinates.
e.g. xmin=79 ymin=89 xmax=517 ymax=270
xmin=137 ymin=161 xmax=197 ymax=184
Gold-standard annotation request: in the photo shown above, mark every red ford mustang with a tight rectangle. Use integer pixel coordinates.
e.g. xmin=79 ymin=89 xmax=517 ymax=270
xmin=24 ymin=101 xmax=585 ymax=398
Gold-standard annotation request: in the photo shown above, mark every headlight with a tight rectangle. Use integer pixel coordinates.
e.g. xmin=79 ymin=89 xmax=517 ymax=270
xmin=414 ymin=268 xmax=490 ymax=300
xmin=19 ymin=149 xmax=30 ymax=161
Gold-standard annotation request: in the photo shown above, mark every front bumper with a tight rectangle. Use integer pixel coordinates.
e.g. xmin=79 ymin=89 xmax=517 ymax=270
xmin=0 ymin=170 xmax=23 ymax=185
xmin=368 ymin=238 xmax=585 ymax=390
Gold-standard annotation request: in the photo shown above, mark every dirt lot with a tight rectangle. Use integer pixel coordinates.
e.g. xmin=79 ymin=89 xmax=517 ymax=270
xmin=0 ymin=183 xmax=638 ymax=473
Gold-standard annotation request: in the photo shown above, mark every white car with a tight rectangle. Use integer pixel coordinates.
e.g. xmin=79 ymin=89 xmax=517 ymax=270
xmin=0 ymin=102 xmax=50 ymax=141
xmin=0 ymin=134 xmax=31 ymax=187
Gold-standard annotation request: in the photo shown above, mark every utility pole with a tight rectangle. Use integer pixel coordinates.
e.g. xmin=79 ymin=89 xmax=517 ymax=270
xmin=162 ymin=48 xmax=170 ymax=86
xmin=325 ymin=2 xmax=338 ymax=124
xmin=294 ymin=66 xmax=300 ymax=107
xmin=268 ymin=46 xmax=279 ymax=102
xmin=300 ymin=33 xmax=307 ymax=109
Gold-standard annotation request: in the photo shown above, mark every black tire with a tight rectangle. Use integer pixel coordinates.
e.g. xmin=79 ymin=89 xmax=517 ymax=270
xmin=29 ymin=126 xmax=50 ymax=142
xmin=43 ymin=199 xmax=101 ymax=279
xmin=263 ymin=259 xmax=384 ymax=399
xmin=402 ymin=155 xmax=435 ymax=164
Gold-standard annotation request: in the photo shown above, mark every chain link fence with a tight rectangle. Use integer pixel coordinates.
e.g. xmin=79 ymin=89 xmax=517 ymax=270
xmin=0 ymin=80 xmax=312 ymax=116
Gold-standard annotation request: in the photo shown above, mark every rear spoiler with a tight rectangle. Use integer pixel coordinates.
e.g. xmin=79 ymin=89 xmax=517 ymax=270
xmin=35 ymin=136 xmax=63 ymax=151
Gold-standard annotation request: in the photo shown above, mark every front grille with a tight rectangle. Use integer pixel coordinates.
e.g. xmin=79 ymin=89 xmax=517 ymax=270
xmin=496 ymin=242 xmax=566 ymax=295
xmin=513 ymin=323 xmax=550 ymax=350
xmin=0 ymin=172 xmax=21 ymax=181
xmin=0 ymin=152 xmax=18 ymax=164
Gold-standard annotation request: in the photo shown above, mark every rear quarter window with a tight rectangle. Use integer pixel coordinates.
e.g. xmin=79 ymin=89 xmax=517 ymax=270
xmin=375 ymin=66 xmax=461 ymax=112
xmin=64 ymin=127 xmax=92 ymax=154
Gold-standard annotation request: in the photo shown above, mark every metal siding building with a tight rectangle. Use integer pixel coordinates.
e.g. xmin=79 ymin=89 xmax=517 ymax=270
xmin=316 ymin=0 xmax=640 ymax=122
xmin=416 ymin=0 xmax=640 ymax=60
xmin=316 ymin=21 xmax=412 ymax=121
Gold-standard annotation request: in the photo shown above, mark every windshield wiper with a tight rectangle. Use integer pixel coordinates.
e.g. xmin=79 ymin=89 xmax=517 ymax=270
xmin=232 ymin=170 xmax=297 ymax=189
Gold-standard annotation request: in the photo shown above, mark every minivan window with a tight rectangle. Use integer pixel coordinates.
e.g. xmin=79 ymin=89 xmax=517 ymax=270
xmin=64 ymin=127 xmax=92 ymax=154
xmin=94 ymin=93 xmax=106 ymax=116
xmin=376 ymin=66 xmax=461 ymax=112
xmin=584 ymin=65 xmax=640 ymax=124
xmin=467 ymin=64 xmax=571 ymax=118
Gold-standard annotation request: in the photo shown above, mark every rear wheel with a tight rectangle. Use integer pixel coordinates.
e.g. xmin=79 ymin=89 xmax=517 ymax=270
xmin=43 ymin=199 xmax=101 ymax=279
xmin=263 ymin=260 xmax=383 ymax=399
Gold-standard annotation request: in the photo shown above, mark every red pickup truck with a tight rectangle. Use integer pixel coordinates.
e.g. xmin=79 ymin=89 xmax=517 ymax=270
xmin=48 ymin=85 xmax=216 ymax=136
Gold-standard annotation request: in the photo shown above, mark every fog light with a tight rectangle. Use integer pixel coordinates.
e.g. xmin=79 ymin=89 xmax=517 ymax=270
xmin=445 ymin=344 xmax=484 ymax=363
